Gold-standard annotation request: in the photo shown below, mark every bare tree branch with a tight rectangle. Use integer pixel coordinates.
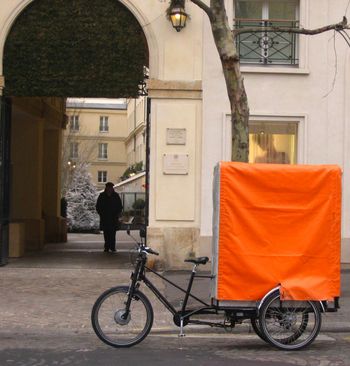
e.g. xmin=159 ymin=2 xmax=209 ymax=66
xmin=323 ymin=31 xmax=338 ymax=98
xmin=346 ymin=0 xmax=350 ymax=16
xmin=189 ymin=0 xmax=215 ymax=22
xmin=234 ymin=17 xmax=349 ymax=36
xmin=338 ymin=29 xmax=350 ymax=47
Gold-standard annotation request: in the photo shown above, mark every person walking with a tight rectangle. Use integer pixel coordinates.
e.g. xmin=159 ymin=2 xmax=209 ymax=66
xmin=96 ymin=182 xmax=123 ymax=252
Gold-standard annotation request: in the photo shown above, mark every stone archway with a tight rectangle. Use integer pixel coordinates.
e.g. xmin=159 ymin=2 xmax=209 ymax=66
xmin=0 ymin=0 xmax=152 ymax=264
xmin=3 ymin=0 xmax=149 ymax=97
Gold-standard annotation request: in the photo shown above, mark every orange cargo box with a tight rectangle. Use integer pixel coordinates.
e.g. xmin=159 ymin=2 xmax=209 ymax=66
xmin=211 ymin=162 xmax=341 ymax=302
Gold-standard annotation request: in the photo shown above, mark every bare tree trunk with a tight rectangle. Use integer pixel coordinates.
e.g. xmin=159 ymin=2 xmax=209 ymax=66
xmin=209 ymin=1 xmax=249 ymax=162
xmin=190 ymin=0 xmax=249 ymax=162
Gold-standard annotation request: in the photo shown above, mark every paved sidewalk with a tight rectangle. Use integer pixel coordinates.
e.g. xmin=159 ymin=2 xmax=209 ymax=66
xmin=1 ymin=233 xmax=349 ymax=339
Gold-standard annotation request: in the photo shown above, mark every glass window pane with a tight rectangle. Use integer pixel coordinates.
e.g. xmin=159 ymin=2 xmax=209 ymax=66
xmin=268 ymin=0 xmax=298 ymax=20
xmin=98 ymin=143 xmax=107 ymax=158
xmin=266 ymin=28 xmax=296 ymax=64
xmin=123 ymin=193 xmax=134 ymax=212
xmin=98 ymin=171 xmax=107 ymax=183
xmin=99 ymin=116 xmax=109 ymax=132
xmin=70 ymin=115 xmax=79 ymax=131
xmin=70 ymin=142 xmax=78 ymax=158
xmin=248 ymin=122 xmax=298 ymax=164
xmin=237 ymin=30 xmax=264 ymax=63
xmin=235 ymin=0 xmax=263 ymax=19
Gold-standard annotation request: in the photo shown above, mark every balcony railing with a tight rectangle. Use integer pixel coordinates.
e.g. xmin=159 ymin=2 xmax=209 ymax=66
xmin=234 ymin=19 xmax=299 ymax=66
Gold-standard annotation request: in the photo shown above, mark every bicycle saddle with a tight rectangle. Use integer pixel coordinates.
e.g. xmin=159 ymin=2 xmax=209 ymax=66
xmin=184 ymin=256 xmax=209 ymax=265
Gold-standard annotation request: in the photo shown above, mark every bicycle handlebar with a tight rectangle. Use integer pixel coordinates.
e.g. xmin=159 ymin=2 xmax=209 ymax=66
xmin=145 ymin=247 xmax=159 ymax=256
xmin=141 ymin=246 xmax=159 ymax=256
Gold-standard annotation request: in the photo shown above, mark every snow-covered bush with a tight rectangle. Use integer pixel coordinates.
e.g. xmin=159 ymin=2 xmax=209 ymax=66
xmin=66 ymin=163 xmax=99 ymax=232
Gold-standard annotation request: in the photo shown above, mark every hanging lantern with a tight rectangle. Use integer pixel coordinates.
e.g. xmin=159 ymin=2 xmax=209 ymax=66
xmin=169 ymin=4 xmax=188 ymax=32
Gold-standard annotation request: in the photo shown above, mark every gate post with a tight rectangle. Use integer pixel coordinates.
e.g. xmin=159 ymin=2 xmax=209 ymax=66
xmin=0 ymin=95 xmax=11 ymax=266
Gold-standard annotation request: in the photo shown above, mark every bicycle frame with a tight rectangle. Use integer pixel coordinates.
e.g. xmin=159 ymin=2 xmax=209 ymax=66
xmin=126 ymin=251 xmax=257 ymax=334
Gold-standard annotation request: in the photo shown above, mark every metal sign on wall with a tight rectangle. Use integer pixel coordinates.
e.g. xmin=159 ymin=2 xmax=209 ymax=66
xmin=163 ymin=154 xmax=189 ymax=175
xmin=166 ymin=128 xmax=186 ymax=145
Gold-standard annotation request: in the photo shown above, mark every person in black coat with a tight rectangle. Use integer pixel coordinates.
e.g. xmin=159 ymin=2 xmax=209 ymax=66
xmin=96 ymin=182 xmax=123 ymax=252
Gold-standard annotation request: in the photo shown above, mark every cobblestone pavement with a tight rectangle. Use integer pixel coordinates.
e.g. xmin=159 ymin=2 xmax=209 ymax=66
xmin=0 ymin=233 xmax=350 ymax=365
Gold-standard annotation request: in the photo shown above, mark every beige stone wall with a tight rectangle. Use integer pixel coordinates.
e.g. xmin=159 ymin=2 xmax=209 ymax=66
xmin=147 ymin=227 xmax=200 ymax=270
xmin=9 ymin=97 xmax=66 ymax=255
xmin=146 ymin=81 xmax=203 ymax=268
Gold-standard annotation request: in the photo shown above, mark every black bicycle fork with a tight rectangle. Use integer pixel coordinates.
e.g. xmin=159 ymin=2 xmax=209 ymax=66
xmin=124 ymin=256 xmax=145 ymax=318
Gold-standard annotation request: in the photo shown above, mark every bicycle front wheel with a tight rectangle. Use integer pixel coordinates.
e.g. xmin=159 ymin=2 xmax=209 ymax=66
xmin=259 ymin=290 xmax=321 ymax=350
xmin=91 ymin=286 xmax=153 ymax=348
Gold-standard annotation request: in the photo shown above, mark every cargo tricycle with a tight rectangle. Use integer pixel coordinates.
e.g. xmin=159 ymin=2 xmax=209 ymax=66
xmin=92 ymin=162 xmax=342 ymax=351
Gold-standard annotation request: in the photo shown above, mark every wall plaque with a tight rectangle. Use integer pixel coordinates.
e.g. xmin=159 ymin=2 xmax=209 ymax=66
xmin=166 ymin=128 xmax=186 ymax=145
xmin=163 ymin=154 xmax=189 ymax=175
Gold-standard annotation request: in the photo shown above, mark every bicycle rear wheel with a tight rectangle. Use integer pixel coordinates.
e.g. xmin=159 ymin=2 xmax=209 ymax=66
xmin=259 ymin=290 xmax=321 ymax=350
xmin=251 ymin=318 xmax=268 ymax=343
xmin=91 ymin=286 xmax=153 ymax=348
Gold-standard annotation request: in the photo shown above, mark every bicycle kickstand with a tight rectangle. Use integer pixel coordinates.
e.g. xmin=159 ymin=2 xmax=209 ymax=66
xmin=179 ymin=318 xmax=186 ymax=338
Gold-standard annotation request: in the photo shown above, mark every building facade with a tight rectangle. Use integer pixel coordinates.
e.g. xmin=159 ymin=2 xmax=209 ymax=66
xmin=201 ymin=0 xmax=350 ymax=265
xmin=65 ymin=99 xmax=128 ymax=191
xmin=65 ymin=97 xmax=147 ymax=225
xmin=0 ymin=0 xmax=350 ymax=266
xmin=125 ymin=97 xmax=147 ymax=171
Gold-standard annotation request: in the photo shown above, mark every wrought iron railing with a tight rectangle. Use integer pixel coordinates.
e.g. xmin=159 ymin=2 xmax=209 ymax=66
xmin=234 ymin=19 xmax=299 ymax=65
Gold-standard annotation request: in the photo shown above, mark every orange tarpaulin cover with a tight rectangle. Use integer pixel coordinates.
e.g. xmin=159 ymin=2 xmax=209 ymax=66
xmin=215 ymin=162 xmax=341 ymax=301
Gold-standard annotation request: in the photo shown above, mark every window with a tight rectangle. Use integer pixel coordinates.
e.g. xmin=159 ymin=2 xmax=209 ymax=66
xmin=98 ymin=171 xmax=107 ymax=183
xmin=99 ymin=116 xmax=109 ymax=132
xmin=98 ymin=143 xmax=108 ymax=159
xmin=235 ymin=0 xmax=299 ymax=65
xmin=248 ymin=121 xmax=298 ymax=164
xmin=69 ymin=142 xmax=79 ymax=159
xmin=69 ymin=115 xmax=79 ymax=131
